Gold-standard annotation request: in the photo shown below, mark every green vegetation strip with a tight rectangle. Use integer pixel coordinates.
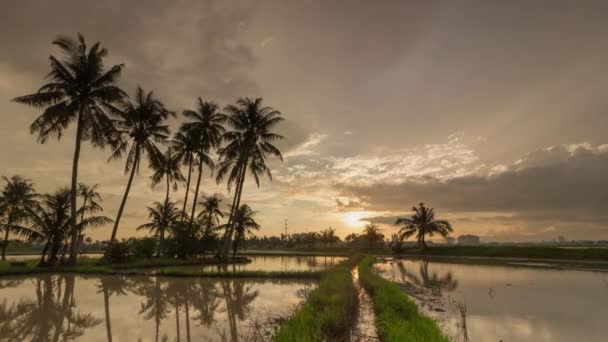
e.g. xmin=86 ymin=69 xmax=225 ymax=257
xmin=273 ymin=255 xmax=361 ymax=342
xmin=401 ymin=245 xmax=608 ymax=261
xmin=0 ymin=258 xmax=321 ymax=279
xmin=358 ymin=256 xmax=447 ymax=342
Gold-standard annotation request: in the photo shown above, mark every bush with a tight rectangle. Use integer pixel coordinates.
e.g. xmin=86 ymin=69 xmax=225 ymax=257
xmin=132 ymin=237 xmax=157 ymax=259
xmin=107 ymin=240 xmax=133 ymax=264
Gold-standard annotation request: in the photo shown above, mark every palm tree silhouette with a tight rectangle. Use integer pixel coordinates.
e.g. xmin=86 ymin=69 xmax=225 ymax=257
xmin=137 ymin=201 xmax=181 ymax=257
xmin=362 ymin=223 xmax=384 ymax=249
xmin=197 ymin=195 xmax=224 ymax=238
xmin=395 ymin=203 xmax=453 ymax=249
xmin=171 ymin=131 xmax=199 ymax=219
xmin=0 ymin=176 xmax=38 ymax=260
xmin=135 ymin=277 xmax=170 ymax=342
xmin=97 ymin=275 xmax=132 ymax=342
xmin=216 ymin=97 xmax=284 ymax=260
xmin=151 ymin=148 xmax=185 ymax=208
xmin=180 ymin=99 xmax=225 ymax=235
xmin=104 ymin=86 xmax=174 ymax=260
xmin=231 ymin=204 xmax=260 ymax=257
xmin=76 ymin=183 xmax=112 ymax=253
xmin=12 ymin=34 xmax=126 ymax=265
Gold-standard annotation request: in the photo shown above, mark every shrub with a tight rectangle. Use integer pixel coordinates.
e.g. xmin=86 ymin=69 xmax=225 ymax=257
xmin=107 ymin=240 xmax=133 ymax=264
xmin=132 ymin=237 xmax=157 ymax=259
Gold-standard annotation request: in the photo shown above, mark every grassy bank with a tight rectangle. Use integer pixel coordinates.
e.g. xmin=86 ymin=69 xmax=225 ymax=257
xmin=272 ymin=255 xmax=361 ymax=342
xmin=358 ymin=256 xmax=446 ymax=342
xmin=0 ymin=257 xmax=320 ymax=279
xmin=400 ymin=245 xmax=608 ymax=261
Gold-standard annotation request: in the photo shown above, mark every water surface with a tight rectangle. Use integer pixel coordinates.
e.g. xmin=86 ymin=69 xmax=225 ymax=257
xmin=375 ymin=258 xmax=608 ymax=342
xmin=0 ymin=274 xmax=313 ymax=341
xmin=165 ymin=255 xmax=347 ymax=273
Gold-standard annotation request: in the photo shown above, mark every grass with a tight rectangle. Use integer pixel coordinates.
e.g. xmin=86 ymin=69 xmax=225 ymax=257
xmin=0 ymin=256 xmax=319 ymax=279
xmin=399 ymin=245 xmax=608 ymax=261
xmin=272 ymin=255 xmax=361 ymax=342
xmin=358 ymin=255 xmax=447 ymax=342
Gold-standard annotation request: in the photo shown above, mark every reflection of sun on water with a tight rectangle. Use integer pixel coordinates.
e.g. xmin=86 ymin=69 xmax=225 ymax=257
xmin=342 ymin=211 xmax=371 ymax=228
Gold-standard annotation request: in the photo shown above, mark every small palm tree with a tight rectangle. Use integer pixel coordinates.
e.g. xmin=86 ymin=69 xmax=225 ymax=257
xmin=395 ymin=203 xmax=453 ymax=249
xmin=231 ymin=204 xmax=260 ymax=257
xmin=216 ymin=97 xmax=284 ymax=260
xmin=362 ymin=223 xmax=385 ymax=249
xmin=137 ymin=201 xmax=181 ymax=257
xmin=104 ymin=86 xmax=174 ymax=260
xmin=151 ymin=148 xmax=185 ymax=207
xmin=76 ymin=183 xmax=111 ymax=253
xmin=13 ymin=34 xmax=126 ymax=265
xmin=197 ymin=195 xmax=224 ymax=237
xmin=0 ymin=176 xmax=38 ymax=260
xmin=181 ymin=99 xmax=226 ymax=234
xmin=171 ymin=131 xmax=199 ymax=219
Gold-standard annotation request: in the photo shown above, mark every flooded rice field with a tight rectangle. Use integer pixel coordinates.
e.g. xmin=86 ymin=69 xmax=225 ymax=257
xmin=375 ymin=258 xmax=608 ymax=342
xmin=0 ymin=273 xmax=314 ymax=341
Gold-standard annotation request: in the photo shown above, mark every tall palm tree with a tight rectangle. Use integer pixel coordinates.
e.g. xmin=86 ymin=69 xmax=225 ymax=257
xmin=197 ymin=195 xmax=224 ymax=237
xmin=362 ymin=223 xmax=385 ymax=249
xmin=104 ymin=86 xmax=173 ymax=260
xmin=171 ymin=131 xmax=199 ymax=219
xmin=151 ymin=148 xmax=185 ymax=207
xmin=137 ymin=201 xmax=181 ymax=257
xmin=76 ymin=183 xmax=111 ymax=253
xmin=181 ymin=99 xmax=225 ymax=234
xmin=12 ymin=34 xmax=126 ymax=265
xmin=0 ymin=176 xmax=38 ymax=260
xmin=231 ymin=204 xmax=260 ymax=257
xmin=395 ymin=203 xmax=453 ymax=249
xmin=216 ymin=97 xmax=284 ymax=260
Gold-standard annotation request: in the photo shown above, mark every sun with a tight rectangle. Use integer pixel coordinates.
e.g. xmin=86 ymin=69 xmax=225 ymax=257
xmin=342 ymin=211 xmax=371 ymax=229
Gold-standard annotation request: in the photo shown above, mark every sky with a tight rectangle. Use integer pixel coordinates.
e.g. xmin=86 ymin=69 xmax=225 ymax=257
xmin=1 ymin=0 xmax=608 ymax=242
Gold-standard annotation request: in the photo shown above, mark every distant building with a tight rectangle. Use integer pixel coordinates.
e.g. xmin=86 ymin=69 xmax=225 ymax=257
xmin=457 ymin=234 xmax=480 ymax=245
xmin=445 ymin=237 xmax=456 ymax=245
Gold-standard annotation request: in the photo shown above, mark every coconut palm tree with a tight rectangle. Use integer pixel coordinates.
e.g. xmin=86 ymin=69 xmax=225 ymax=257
xmin=197 ymin=195 xmax=224 ymax=237
xmin=395 ymin=203 xmax=453 ymax=249
xmin=231 ymin=204 xmax=260 ymax=257
xmin=151 ymin=148 xmax=185 ymax=207
xmin=12 ymin=34 xmax=126 ymax=265
xmin=216 ymin=97 xmax=284 ymax=260
xmin=76 ymin=183 xmax=111 ymax=253
xmin=104 ymin=86 xmax=174 ymax=260
xmin=181 ymin=99 xmax=226 ymax=235
xmin=137 ymin=201 xmax=181 ymax=257
xmin=0 ymin=176 xmax=38 ymax=260
xmin=26 ymin=188 xmax=110 ymax=266
xmin=171 ymin=131 xmax=199 ymax=219
xmin=362 ymin=223 xmax=385 ymax=249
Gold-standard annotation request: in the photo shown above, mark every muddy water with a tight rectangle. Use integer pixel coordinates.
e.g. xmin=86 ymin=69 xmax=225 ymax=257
xmin=375 ymin=258 xmax=608 ymax=342
xmin=350 ymin=268 xmax=379 ymax=342
xmin=0 ymin=274 xmax=314 ymax=341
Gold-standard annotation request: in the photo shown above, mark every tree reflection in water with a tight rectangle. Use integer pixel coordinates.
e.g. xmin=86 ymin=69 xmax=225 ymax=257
xmin=395 ymin=259 xmax=458 ymax=294
xmin=0 ymin=275 xmax=300 ymax=341
xmin=0 ymin=274 xmax=100 ymax=341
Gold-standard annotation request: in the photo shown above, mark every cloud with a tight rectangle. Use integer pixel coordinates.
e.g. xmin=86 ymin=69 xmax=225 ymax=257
xmin=336 ymin=143 xmax=608 ymax=240
xmin=284 ymin=133 xmax=327 ymax=158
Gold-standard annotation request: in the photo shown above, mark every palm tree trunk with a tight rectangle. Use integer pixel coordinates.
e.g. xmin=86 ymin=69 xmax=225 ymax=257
xmin=188 ymin=159 xmax=203 ymax=234
xmin=1 ymin=224 xmax=9 ymax=261
xmin=175 ymin=302 xmax=181 ymax=342
xmin=74 ymin=197 xmax=88 ymax=255
xmin=157 ymin=176 xmax=170 ymax=258
xmin=421 ymin=234 xmax=428 ymax=249
xmin=181 ymin=158 xmax=193 ymax=220
xmin=185 ymin=294 xmax=191 ymax=342
xmin=67 ymin=109 xmax=85 ymax=266
xmin=39 ymin=238 xmax=51 ymax=265
xmin=221 ymin=161 xmax=247 ymax=261
xmin=103 ymin=285 xmax=113 ymax=342
xmin=104 ymin=148 xmax=140 ymax=262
